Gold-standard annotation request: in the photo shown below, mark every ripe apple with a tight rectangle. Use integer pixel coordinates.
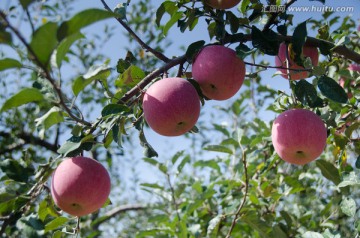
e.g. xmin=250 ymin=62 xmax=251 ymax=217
xmin=275 ymin=42 xmax=319 ymax=80
xmin=271 ymin=108 xmax=327 ymax=165
xmin=192 ymin=45 xmax=245 ymax=100
xmin=142 ymin=77 xmax=201 ymax=136
xmin=339 ymin=77 xmax=355 ymax=99
xmin=204 ymin=0 xmax=241 ymax=9
xmin=348 ymin=63 xmax=360 ymax=73
xmin=51 ymin=156 xmax=111 ymax=217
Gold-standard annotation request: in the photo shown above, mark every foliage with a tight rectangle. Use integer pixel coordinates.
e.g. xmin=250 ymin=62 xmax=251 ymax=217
xmin=0 ymin=0 xmax=359 ymax=237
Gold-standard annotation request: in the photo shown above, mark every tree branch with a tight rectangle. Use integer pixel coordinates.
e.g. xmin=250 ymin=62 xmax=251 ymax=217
xmin=92 ymin=204 xmax=147 ymax=227
xmin=100 ymin=0 xmax=170 ymax=63
xmin=0 ymin=131 xmax=58 ymax=153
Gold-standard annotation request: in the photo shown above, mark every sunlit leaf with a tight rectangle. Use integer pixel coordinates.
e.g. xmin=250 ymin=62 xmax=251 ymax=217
xmin=1 ymin=88 xmax=44 ymax=112
xmin=0 ymin=58 xmax=22 ymax=71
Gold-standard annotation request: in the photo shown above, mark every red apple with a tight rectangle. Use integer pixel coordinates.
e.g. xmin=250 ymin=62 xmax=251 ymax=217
xmin=271 ymin=108 xmax=327 ymax=165
xmin=192 ymin=45 xmax=245 ymax=100
xmin=205 ymin=0 xmax=241 ymax=9
xmin=142 ymin=77 xmax=201 ymax=136
xmin=51 ymin=156 xmax=111 ymax=217
xmin=348 ymin=64 xmax=360 ymax=73
xmin=339 ymin=77 xmax=354 ymax=98
xmin=275 ymin=42 xmax=319 ymax=80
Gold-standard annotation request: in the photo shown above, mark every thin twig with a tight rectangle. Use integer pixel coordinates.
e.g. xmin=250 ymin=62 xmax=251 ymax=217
xmin=226 ymin=146 xmax=249 ymax=238
xmin=167 ymin=173 xmax=181 ymax=222
xmin=100 ymin=0 xmax=170 ymax=63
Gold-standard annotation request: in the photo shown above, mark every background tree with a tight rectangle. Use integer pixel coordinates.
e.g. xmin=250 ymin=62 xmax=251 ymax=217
xmin=0 ymin=0 xmax=359 ymax=237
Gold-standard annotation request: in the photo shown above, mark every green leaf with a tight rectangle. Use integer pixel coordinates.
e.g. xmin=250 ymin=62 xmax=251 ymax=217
xmin=251 ymin=26 xmax=280 ymax=56
xmin=185 ymin=40 xmax=205 ymax=63
xmin=292 ymin=20 xmax=308 ymax=64
xmin=30 ymin=22 xmax=58 ymax=67
xmin=57 ymin=9 xmax=117 ymax=40
xmin=1 ymin=88 xmax=44 ymax=112
xmin=337 ymin=172 xmax=360 ymax=188
xmin=318 ymin=76 xmax=348 ymax=103
xmin=162 ymin=11 xmax=183 ymax=36
xmin=340 ymin=197 xmax=356 ymax=217
xmin=0 ymin=58 xmax=22 ymax=71
xmin=302 ymin=231 xmax=324 ymax=238
xmin=44 ymin=217 xmax=68 ymax=232
xmin=55 ymin=32 xmax=84 ymax=68
xmin=236 ymin=43 xmax=255 ymax=60
xmin=143 ymin=158 xmax=167 ymax=174
xmin=114 ymin=3 xmax=127 ymax=20
xmin=19 ymin=0 xmax=36 ymax=8
xmin=203 ymin=145 xmax=233 ymax=154
xmin=242 ymin=211 xmax=271 ymax=238
xmin=116 ymin=65 xmax=145 ymax=87
xmin=294 ymin=80 xmax=323 ymax=108
xmin=35 ymin=107 xmax=66 ymax=130
xmin=226 ymin=11 xmax=239 ymax=34
xmin=73 ymin=64 xmax=111 ymax=96
xmin=156 ymin=1 xmax=177 ymax=27
xmin=206 ymin=215 xmax=223 ymax=238
xmin=101 ymin=104 xmax=130 ymax=117
xmin=57 ymin=135 xmax=94 ymax=157
xmin=139 ymin=128 xmax=158 ymax=158
xmin=315 ymin=159 xmax=341 ymax=185
xmin=0 ymin=159 xmax=34 ymax=182
xmin=0 ymin=29 xmax=12 ymax=44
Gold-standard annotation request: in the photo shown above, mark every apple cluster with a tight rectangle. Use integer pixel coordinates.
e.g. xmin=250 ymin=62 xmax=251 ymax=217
xmin=49 ymin=1 xmax=329 ymax=218
xmin=142 ymin=45 xmax=245 ymax=137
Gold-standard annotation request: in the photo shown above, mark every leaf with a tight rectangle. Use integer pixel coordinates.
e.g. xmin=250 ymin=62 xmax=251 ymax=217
xmin=55 ymin=32 xmax=84 ymax=68
xmin=236 ymin=43 xmax=255 ymax=60
xmin=57 ymin=135 xmax=94 ymax=157
xmin=291 ymin=20 xmax=308 ymax=64
xmin=19 ymin=0 xmax=36 ymax=8
xmin=30 ymin=22 xmax=58 ymax=67
xmin=185 ymin=40 xmax=205 ymax=63
xmin=44 ymin=217 xmax=68 ymax=232
xmin=203 ymin=145 xmax=233 ymax=154
xmin=337 ymin=172 xmax=360 ymax=188
xmin=322 ymin=229 xmax=341 ymax=238
xmin=251 ymin=26 xmax=280 ymax=56
xmin=156 ymin=1 xmax=177 ymax=27
xmin=318 ymin=76 xmax=348 ymax=103
xmin=57 ymin=9 xmax=117 ymax=40
xmin=302 ymin=231 xmax=324 ymax=238
xmin=101 ymin=104 xmax=130 ymax=117
xmin=143 ymin=158 xmax=167 ymax=174
xmin=0 ymin=159 xmax=34 ymax=182
xmin=116 ymin=65 xmax=145 ymax=87
xmin=139 ymin=129 xmax=158 ymax=158
xmin=114 ymin=3 xmax=127 ymax=20
xmin=35 ymin=107 xmax=66 ymax=130
xmin=73 ymin=64 xmax=111 ymax=96
xmin=206 ymin=215 xmax=223 ymax=238
xmin=0 ymin=58 xmax=22 ymax=71
xmin=340 ymin=197 xmax=356 ymax=217
xmin=162 ymin=11 xmax=183 ymax=36
xmin=242 ymin=211 xmax=271 ymax=238
xmin=315 ymin=159 xmax=341 ymax=185
xmin=294 ymin=80 xmax=323 ymax=108
xmin=1 ymin=88 xmax=44 ymax=112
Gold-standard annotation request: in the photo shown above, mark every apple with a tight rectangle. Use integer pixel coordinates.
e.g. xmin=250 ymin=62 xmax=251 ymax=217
xmin=204 ymin=0 xmax=241 ymax=9
xmin=192 ymin=45 xmax=245 ymax=100
xmin=51 ymin=156 xmax=111 ymax=217
xmin=142 ymin=77 xmax=201 ymax=136
xmin=348 ymin=63 xmax=360 ymax=73
xmin=275 ymin=42 xmax=319 ymax=80
xmin=339 ymin=77 xmax=355 ymax=99
xmin=271 ymin=108 xmax=327 ymax=165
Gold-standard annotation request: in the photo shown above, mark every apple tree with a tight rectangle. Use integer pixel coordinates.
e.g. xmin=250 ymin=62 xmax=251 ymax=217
xmin=0 ymin=0 xmax=359 ymax=237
